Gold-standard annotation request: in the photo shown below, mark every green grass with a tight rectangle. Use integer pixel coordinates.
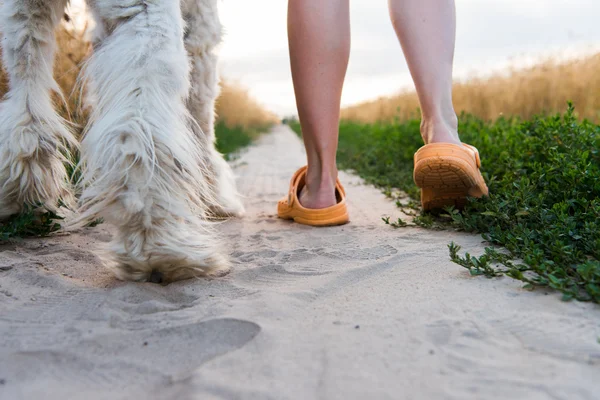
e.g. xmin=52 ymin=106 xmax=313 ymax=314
xmin=0 ymin=206 xmax=63 ymax=241
xmin=290 ymin=105 xmax=600 ymax=303
xmin=0 ymin=122 xmax=265 ymax=241
xmin=215 ymin=121 xmax=260 ymax=159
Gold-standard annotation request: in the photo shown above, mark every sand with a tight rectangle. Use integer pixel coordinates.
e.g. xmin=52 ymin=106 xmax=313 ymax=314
xmin=1 ymin=125 xmax=599 ymax=400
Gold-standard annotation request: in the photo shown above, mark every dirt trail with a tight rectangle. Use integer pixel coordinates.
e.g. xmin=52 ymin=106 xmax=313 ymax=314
xmin=1 ymin=125 xmax=598 ymax=400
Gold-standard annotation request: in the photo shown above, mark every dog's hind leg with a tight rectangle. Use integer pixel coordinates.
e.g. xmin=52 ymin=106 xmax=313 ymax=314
xmin=0 ymin=0 xmax=77 ymax=219
xmin=182 ymin=0 xmax=245 ymax=218
xmin=78 ymin=0 xmax=229 ymax=282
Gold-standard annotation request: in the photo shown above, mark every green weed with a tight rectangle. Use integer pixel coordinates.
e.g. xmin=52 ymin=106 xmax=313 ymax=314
xmin=215 ymin=121 xmax=267 ymax=160
xmin=0 ymin=206 xmax=63 ymax=241
xmin=291 ymin=105 xmax=600 ymax=302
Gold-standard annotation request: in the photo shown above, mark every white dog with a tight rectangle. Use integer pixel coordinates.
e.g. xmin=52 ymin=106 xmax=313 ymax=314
xmin=0 ymin=0 xmax=244 ymax=283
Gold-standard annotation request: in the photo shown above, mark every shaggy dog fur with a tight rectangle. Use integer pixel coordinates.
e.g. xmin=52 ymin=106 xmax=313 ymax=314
xmin=0 ymin=0 xmax=244 ymax=283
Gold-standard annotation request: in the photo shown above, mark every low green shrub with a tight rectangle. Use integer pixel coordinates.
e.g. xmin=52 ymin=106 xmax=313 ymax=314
xmin=292 ymin=105 xmax=600 ymax=302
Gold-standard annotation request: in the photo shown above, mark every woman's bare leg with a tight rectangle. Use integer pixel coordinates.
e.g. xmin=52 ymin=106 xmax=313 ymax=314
xmin=287 ymin=0 xmax=350 ymax=209
xmin=389 ymin=0 xmax=461 ymax=145
xmin=287 ymin=0 xmax=460 ymax=209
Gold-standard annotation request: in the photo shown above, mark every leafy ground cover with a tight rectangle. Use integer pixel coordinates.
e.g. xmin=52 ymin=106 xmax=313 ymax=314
xmin=290 ymin=105 xmax=600 ymax=302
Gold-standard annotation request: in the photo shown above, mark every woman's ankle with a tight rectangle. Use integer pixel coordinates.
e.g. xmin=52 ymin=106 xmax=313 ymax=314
xmin=300 ymin=165 xmax=338 ymax=209
xmin=420 ymin=114 xmax=461 ymax=145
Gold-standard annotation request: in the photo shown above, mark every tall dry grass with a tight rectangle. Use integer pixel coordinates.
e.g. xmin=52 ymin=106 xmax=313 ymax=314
xmin=217 ymin=82 xmax=277 ymax=128
xmin=341 ymin=53 xmax=600 ymax=123
xmin=0 ymin=23 xmax=276 ymax=133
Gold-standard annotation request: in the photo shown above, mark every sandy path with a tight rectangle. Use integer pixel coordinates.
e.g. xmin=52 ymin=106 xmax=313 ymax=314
xmin=1 ymin=125 xmax=599 ymax=400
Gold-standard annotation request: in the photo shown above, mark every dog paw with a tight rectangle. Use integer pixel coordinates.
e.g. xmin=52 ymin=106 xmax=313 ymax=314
xmin=209 ymin=201 xmax=246 ymax=219
xmin=206 ymin=155 xmax=245 ymax=218
xmin=0 ymin=101 xmax=76 ymax=221
xmin=105 ymin=220 xmax=230 ymax=283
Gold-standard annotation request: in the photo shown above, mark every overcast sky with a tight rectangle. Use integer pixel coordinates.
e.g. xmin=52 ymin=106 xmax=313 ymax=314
xmin=70 ymin=1 xmax=600 ymax=116
xmin=219 ymin=0 xmax=600 ymax=115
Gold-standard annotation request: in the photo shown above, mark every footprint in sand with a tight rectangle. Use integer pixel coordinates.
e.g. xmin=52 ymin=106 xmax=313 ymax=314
xmin=0 ymin=319 xmax=260 ymax=399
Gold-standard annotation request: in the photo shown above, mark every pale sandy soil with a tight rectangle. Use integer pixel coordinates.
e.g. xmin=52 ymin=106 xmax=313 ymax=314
xmin=0 ymin=125 xmax=599 ymax=400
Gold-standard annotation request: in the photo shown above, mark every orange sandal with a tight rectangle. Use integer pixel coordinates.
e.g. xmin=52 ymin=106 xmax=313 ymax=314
xmin=413 ymin=143 xmax=488 ymax=211
xmin=277 ymin=166 xmax=350 ymax=226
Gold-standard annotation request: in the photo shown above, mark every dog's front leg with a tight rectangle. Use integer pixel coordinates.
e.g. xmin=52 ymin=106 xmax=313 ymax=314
xmin=0 ymin=0 xmax=77 ymax=219
xmin=78 ymin=0 xmax=229 ymax=282
xmin=182 ymin=0 xmax=245 ymax=218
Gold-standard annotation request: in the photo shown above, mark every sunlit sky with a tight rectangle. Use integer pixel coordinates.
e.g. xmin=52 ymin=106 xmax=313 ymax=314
xmin=71 ymin=0 xmax=600 ymax=116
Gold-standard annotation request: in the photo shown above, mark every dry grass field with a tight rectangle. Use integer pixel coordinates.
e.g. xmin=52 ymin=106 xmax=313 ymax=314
xmin=0 ymin=24 xmax=277 ymax=134
xmin=342 ymin=53 xmax=600 ymax=123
